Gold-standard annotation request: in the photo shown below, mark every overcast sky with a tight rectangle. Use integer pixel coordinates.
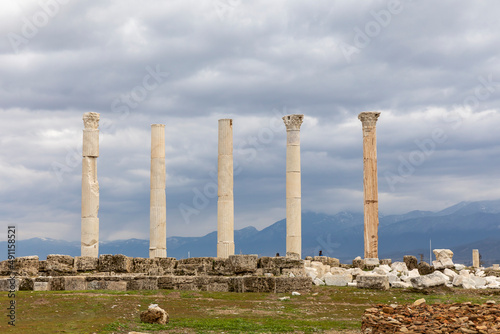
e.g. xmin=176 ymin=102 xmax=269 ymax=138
xmin=1 ymin=0 xmax=500 ymax=242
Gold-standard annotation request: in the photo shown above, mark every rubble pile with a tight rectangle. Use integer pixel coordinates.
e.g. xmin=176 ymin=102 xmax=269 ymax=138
xmin=362 ymin=301 xmax=500 ymax=333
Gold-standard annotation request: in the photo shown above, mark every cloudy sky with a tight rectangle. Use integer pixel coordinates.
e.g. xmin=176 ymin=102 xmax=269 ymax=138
xmin=1 ymin=0 xmax=500 ymax=242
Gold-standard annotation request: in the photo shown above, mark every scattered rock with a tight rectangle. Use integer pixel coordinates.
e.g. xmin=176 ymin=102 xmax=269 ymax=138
xmin=291 ymin=291 xmax=301 ymax=296
xmin=139 ymin=304 xmax=168 ymax=325
xmin=403 ymin=255 xmax=418 ymax=270
xmin=413 ymin=298 xmax=426 ymax=306
xmin=362 ymin=302 xmax=500 ymax=333
xmin=356 ymin=274 xmax=389 ymax=290
xmin=410 ymin=271 xmax=447 ymax=289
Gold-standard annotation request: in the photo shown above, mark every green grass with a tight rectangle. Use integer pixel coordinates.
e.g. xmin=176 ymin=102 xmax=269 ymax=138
xmin=0 ymin=286 xmax=499 ymax=333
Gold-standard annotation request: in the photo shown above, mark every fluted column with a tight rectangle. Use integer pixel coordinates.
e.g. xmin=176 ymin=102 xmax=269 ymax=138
xmin=150 ymin=124 xmax=167 ymax=258
xmin=358 ymin=111 xmax=381 ymax=260
xmin=81 ymin=112 xmax=100 ymax=257
xmin=283 ymin=114 xmax=304 ymax=259
xmin=217 ymin=119 xmax=234 ymax=258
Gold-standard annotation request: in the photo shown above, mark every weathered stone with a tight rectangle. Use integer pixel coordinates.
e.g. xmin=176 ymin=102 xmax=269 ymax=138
xmin=0 ymin=278 xmax=20 ymax=291
xmin=356 ymin=274 xmax=389 ymax=290
xmin=19 ymin=277 xmax=34 ymax=291
xmin=34 ymin=282 xmax=49 ymax=291
xmin=49 ymin=277 xmax=65 ymax=291
xmin=132 ymin=258 xmax=163 ymax=275
xmin=380 ymin=259 xmax=392 ymax=266
xmin=158 ymin=257 xmax=177 ymax=274
xmin=275 ymin=276 xmax=311 ymax=293
xmin=352 ymin=256 xmax=364 ymax=268
xmin=211 ymin=257 xmax=234 ymax=275
xmin=140 ymin=304 xmax=169 ymax=324
xmin=391 ymin=262 xmax=408 ymax=274
xmin=433 ymin=249 xmax=454 ymax=269
xmin=46 ymin=255 xmax=75 ymax=275
xmin=75 ymin=256 xmax=98 ymax=272
xmin=128 ymin=278 xmax=159 ymax=290
xmin=410 ymin=272 xmax=447 ymax=289
xmin=417 ymin=261 xmax=434 ymax=275
xmin=324 ymin=272 xmax=352 ymax=286
xmin=313 ymin=256 xmax=340 ymax=267
xmin=443 ymin=268 xmax=458 ymax=280
xmin=257 ymin=256 xmax=304 ymax=276
xmin=390 ymin=281 xmax=411 ymax=289
xmin=87 ymin=279 xmax=127 ymax=291
xmin=229 ymin=254 xmax=258 ymax=274
xmin=175 ymin=263 xmax=201 ymax=276
xmin=5 ymin=256 xmax=40 ymax=276
xmin=403 ymin=255 xmax=418 ymax=270
xmin=64 ymin=276 xmax=87 ymax=291
xmin=313 ymin=277 xmax=325 ymax=286
xmin=98 ymin=254 xmax=132 ymax=273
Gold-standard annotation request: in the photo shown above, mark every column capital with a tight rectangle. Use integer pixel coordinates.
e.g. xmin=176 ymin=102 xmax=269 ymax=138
xmin=283 ymin=114 xmax=304 ymax=131
xmin=358 ymin=111 xmax=380 ymax=127
xmin=83 ymin=112 xmax=100 ymax=130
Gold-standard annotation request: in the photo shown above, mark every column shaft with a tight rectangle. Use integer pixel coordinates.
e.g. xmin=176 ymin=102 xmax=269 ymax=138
xmin=472 ymin=249 xmax=480 ymax=268
xmin=283 ymin=114 xmax=304 ymax=259
xmin=150 ymin=124 xmax=167 ymax=258
xmin=217 ymin=119 xmax=234 ymax=258
xmin=358 ymin=112 xmax=381 ymax=259
xmin=81 ymin=112 xmax=100 ymax=258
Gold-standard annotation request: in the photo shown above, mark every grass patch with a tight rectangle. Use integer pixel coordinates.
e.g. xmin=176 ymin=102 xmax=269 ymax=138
xmin=1 ymin=286 xmax=499 ymax=333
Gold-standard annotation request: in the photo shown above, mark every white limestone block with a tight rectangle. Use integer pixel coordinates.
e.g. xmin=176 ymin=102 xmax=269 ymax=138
xmin=443 ymin=268 xmax=458 ymax=280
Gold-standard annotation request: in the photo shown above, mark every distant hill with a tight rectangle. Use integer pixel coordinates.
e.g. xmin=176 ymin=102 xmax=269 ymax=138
xmin=1 ymin=200 xmax=499 ymax=265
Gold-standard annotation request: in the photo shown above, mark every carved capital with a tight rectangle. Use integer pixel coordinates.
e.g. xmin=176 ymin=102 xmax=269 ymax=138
xmin=83 ymin=112 xmax=100 ymax=130
xmin=358 ymin=112 xmax=380 ymax=128
xmin=283 ymin=114 xmax=304 ymax=131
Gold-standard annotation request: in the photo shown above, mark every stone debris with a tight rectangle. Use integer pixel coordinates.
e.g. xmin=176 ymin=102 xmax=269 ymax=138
xmin=303 ymin=250 xmax=500 ymax=291
xmin=139 ymin=304 xmax=169 ymax=324
xmin=362 ymin=302 xmax=500 ymax=333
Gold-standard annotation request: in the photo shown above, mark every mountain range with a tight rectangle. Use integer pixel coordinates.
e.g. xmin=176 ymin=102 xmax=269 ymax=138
xmin=2 ymin=200 xmax=500 ymax=266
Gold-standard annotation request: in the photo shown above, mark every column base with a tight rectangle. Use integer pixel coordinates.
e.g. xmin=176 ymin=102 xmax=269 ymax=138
xmin=149 ymin=248 xmax=167 ymax=258
xmin=217 ymin=241 xmax=235 ymax=258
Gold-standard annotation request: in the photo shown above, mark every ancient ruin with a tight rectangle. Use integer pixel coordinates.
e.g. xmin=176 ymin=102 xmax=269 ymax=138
xmin=358 ymin=111 xmax=381 ymax=260
xmin=81 ymin=112 xmax=100 ymax=258
xmin=149 ymin=124 xmax=167 ymax=258
xmin=217 ymin=119 xmax=235 ymax=258
xmin=473 ymin=249 xmax=480 ymax=268
xmin=283 ymin=114 xmax=304 ymax=259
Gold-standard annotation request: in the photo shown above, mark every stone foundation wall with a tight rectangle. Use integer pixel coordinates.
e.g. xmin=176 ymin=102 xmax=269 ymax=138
xmin=0 ymin=254 xmax=306 ymax=277
xmin=1 ymin=275 xmax=312 ymax=293
xmin=0 ymin=254 xmax=311 ymax=293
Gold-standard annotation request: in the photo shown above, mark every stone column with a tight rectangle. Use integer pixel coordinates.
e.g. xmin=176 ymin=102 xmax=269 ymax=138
xmin=358 ymin=111 xmax=381 ymax=260
xmin=81 ymin=112 xmax=100 ymax=257
xmin=472 ymin=249 xmax=480 ymax=268
xmin=150 ymin=124 xmax=167 ymax=258
xmin=283 ymin=114 xmax=304 ymax=259
xmin=217 ymin=119 xmax=234 ymax=258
